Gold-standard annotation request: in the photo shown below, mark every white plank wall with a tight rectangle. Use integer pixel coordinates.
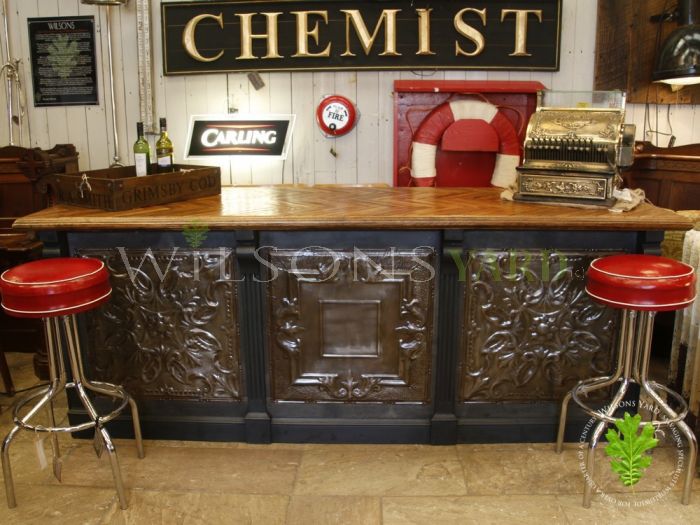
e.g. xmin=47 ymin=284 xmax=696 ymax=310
xmin=1 ymin=0 xmax=700 ymax=185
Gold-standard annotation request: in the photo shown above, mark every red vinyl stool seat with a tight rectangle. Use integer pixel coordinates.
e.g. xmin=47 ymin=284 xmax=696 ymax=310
xmin=0 ymin=257 xmax=143 ymax=510
xmin=556 ymin=254 xmax=697 ymax=508
xmin=0 ymin=257 xmax=112 ymax=318
xmin=586 ymin=254 xmax=696 ymax=312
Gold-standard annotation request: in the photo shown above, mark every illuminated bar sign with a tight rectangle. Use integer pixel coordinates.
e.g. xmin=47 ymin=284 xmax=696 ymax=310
xmin=162 ymin=0 xmax=561 ymax=75
xmin=185 ymin=115 xmax=295 ymax=159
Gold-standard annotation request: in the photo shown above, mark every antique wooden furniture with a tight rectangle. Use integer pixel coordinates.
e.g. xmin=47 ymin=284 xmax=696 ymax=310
xmin=11 ymin=186 xmax=691 ymax=444
xmin=556 ymin=254 xmax=697 ymax=507
xmin=0 ymin=257 xmax=144 ymax=509
xmin=0 ymin=144 xmax=79 ymax=393
xmin=624 ymin=141 xmax=700 ymax=210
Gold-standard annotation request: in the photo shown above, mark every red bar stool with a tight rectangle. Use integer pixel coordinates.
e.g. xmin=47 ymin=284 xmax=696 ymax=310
xmin=0 ymin=257 xmax=144 ymax=509
xmin=556 ymin=254 xmax=697 ymax=507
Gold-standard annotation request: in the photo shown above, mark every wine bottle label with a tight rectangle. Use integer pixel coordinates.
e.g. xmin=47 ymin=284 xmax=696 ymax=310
xmin=157 ymin=155 xmax=172 ymax=168
xmin=135 ymin=153 xmax=148 ymax=177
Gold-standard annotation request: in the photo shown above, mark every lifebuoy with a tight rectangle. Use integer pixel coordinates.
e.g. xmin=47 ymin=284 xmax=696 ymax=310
xmin=410 ymin=100 xmax=520 ymax=188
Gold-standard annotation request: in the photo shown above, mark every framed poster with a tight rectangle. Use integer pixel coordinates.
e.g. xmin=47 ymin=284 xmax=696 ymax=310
xmin=28 ymin=16 xmax=99 ymax=107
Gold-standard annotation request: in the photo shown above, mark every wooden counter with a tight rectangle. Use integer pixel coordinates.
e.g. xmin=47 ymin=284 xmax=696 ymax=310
xmin=14 ymin=186 xmax=691 ymax=231
xmin=16 ymin=186 xmax=692 ymax=445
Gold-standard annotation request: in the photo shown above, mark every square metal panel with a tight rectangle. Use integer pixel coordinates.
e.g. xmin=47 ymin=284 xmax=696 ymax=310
xmin=320 ymin=300 xmax=381 ymax=359
xmin=267 ymin=247 xmax=435 ymax=403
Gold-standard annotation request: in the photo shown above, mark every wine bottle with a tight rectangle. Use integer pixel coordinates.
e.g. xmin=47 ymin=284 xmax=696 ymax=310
xmin=133 ymin=121 xmax=151 ymax=177
xmin=156 ymin=117 xmax=174 ymax=173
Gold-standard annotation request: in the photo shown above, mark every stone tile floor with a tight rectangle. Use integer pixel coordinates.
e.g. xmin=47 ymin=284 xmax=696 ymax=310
xmin=1 ymin=352 xmax=700 ymax=524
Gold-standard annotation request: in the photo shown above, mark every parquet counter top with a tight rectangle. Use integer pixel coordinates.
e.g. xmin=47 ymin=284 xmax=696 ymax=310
xmin=13 ymin=186 xmax=691 ymax=231
xmin=33 ymin=185 xmax=692 ymax=445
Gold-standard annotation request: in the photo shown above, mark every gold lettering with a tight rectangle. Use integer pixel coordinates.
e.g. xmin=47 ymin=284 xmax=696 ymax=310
xmin=341 ymin=9 xmax=401 ymax=57
xmin=182 ymin=13 xmax=224 ymax=63
xmin=416 ymin=8 xmax=434 ymax=56
xmin=501 ymin=9 xmax=543 ymax=57
xmin=454 ymin=8 xmax=486 ymax=57
xmin=236 ymin=12 xmax=283 ymax=60
xmin=291 ymin=10 xmax=331 ymax=58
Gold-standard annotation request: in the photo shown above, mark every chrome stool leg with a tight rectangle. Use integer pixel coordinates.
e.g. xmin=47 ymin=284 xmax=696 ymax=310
xmin=2 ymin=316 xmax=67 ymax=508
xmin=99 ymin=425 xmax=128 ymax=509
xmin=66 ymin=316 xmax=144 ymax=459
xmin=583 ymin=378 xmax=631 ymax=507
xmin=126 ymin=397 xmax=144 ymax=460
xmin=556 ymin=390 xmax=573 ymax=453
xmin=1 ymin=426 xmax=21 ymax=508
xmin=562 ymin=253 xmax=697 ymax=507
xmin=634 ymin=311 xmax=697 ymax=505
xmin=639 ymin=381 xmax=697 ymax=504
xmin=556 ymin=310 xmax=633 ymax=454
xmin=582 ymin=311 xmax=637 ymax=507
xmin=562 ymin=307 xmax=697 ymax=507
xmin=44 ymin=318 xmax=66 ymax=481
xmin=61 ymin=316 xmax=129 ymax=509
xmin=2 ymin=383 xmax=62 ymax=507
xmin=557 ymin=375 xmax=618 ymax=453
xmin=583 ymin=419 xmax=606 ymax=508
xmin=0 ymin=256 xmax=142 ymax=510
xmin=676 ymin=421 xmax=698 ymax=505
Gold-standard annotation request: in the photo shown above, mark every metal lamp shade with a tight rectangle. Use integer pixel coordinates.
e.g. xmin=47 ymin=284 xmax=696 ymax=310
xmin=653 ymin=25 xmax=700 ymax=85
xmin=80 ymin=0 xmax=129 ymax=5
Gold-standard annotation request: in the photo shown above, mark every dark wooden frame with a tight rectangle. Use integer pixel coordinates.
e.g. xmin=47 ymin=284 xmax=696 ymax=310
xmin=623 ymin=141 xmax=700 ymax=210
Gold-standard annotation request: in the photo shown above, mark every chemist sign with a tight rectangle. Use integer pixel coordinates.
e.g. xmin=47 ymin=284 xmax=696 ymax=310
xmin=185 ymin=115 xmax=295 ymax=159
xmin=162 ymin=0 xmax=562 ymax=74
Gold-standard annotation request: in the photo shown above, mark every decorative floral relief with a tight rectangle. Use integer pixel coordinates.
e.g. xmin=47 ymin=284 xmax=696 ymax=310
xmin=521 ymin=178 xmax=605 ymax=198
xmin=318 ymin=373 xmax=383 ymax=400
xmin=461 ymin=250 xmax=617 ymax=401
xmin=80 ymin=248 xmax=242 ymax=401
xmin=530 ymin=110 xmax=622 ymax=141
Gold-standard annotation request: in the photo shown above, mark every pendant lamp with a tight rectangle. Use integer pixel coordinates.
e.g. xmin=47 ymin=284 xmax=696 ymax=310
xmin=653 ymin=0 xmax=700 ymax=86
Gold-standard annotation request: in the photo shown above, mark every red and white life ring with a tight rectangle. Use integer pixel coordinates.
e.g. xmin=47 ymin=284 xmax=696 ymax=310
xmin=410 ymin=100 xmax=520 ymax=188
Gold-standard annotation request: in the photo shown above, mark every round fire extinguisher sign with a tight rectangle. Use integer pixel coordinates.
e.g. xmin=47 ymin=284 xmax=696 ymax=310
xmin=316 ymin=95 xmax=358 ymax=137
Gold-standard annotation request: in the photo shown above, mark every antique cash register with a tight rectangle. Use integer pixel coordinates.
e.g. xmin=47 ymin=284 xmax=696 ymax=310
xmin=514 ymin=91 xmax=636 ymax=207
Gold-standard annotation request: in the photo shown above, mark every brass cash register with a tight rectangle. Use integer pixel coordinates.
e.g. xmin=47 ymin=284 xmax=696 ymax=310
xmin=514 ymin=91 xmax=636 ymax=207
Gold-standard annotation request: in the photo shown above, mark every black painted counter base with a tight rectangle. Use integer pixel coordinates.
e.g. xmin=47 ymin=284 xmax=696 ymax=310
xmin=61 ymin=227 xmax=661 ymax=444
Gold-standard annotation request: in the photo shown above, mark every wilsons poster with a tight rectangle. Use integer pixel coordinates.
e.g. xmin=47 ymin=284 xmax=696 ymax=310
xmin=28 ymin=16 xmax=98 ymax=107
xmin=162 ymin=0 xmax=562 ymax=74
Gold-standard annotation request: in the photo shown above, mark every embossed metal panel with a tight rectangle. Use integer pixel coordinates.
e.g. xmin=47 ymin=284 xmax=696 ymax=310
xmin=78 ymin=248 xmax=243 ymax=401
xmin=460 ymin=249 xmax=618 ymax=402
xmin=518 ymin=173 xmax=609 ymax=200
xmin=267 ymin=247 xmax=435 ymax=403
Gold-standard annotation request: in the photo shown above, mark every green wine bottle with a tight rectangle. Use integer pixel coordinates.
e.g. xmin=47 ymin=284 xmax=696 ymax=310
xmin=156 ymin=117 xmax=174 ymax=173
xmin=133 ymin=121 xmax=151 ymax=177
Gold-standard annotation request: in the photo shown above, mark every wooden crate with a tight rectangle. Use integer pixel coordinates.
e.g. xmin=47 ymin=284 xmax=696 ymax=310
xmin=46 ymin=164 xmax=221 ymax=211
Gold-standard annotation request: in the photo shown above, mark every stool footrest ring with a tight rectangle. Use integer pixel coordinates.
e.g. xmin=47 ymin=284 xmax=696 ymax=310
xmin=12 ymin=381 xmax=131 ymax=434
xmin=571 ymin=377 xmax=689 ymax=426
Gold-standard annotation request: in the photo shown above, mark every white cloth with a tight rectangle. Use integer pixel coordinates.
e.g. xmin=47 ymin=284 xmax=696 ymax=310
xmin=676 ymin=231 xmax=700 ymax=408
xmin=499 ymin=186 xmax=646 ymax=212
xmin=490 ymin=154 xmax=519 ymax=189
